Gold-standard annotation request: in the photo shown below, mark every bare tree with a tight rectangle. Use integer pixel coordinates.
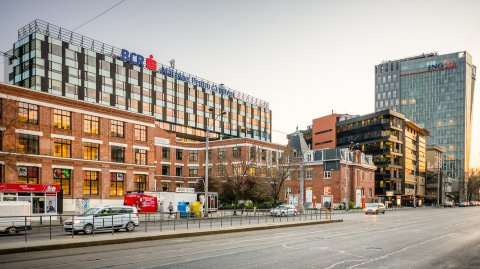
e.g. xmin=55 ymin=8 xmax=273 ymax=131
xmin=269 ymin=147 xmax=295 ymax=206
xmin=466 ymin=169 xmax=480 ymax=202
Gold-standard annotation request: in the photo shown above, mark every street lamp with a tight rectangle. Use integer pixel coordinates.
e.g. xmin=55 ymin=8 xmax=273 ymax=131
xmin=204 ymin=107 xmax=226 ymax=217
xmin=345 ymin=142 xmax=359 ymax=211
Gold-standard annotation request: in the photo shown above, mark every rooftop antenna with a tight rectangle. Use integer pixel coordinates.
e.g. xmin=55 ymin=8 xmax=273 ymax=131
xmin=169 ymin=59 xmax=175 ymax=69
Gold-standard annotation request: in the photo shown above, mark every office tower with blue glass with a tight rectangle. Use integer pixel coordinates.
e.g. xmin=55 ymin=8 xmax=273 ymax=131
xmin=375 ymin=52 xmax=476 ymax=196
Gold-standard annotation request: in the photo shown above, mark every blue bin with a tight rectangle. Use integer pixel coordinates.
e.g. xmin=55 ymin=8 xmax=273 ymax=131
xmin=178 ymin=202 xmax=190 ymax=218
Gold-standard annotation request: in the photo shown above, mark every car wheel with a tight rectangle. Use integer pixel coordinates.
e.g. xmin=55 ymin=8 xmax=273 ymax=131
xmin=382 ymin=211 xmax=385 ymax=214
xmin=365 ymin=212 xmax=368 ymax=215
xmin=114 ymin=229 xmax=120 ymax=232
xmin=73 ymin=231 xmax=79 ymax=235
xmin=126 ymin=222 xmax=135 ymax=232
xmin=6 ymin=227 xmax=17 ymax=235
xmin=83 ymin=224 xmax=94 ymax=235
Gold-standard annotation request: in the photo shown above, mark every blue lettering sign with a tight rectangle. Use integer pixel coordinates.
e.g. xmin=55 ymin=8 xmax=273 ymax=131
xmin=121 ymin=49 xmax=145 ymax=67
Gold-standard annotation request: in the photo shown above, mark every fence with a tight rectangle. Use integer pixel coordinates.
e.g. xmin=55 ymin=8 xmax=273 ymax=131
xmin=0 ymin=208 xmax=335 ymax=243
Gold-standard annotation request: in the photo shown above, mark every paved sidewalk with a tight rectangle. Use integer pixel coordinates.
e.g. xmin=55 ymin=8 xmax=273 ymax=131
xmin=0 ymin=218 xmax=342 ymax=255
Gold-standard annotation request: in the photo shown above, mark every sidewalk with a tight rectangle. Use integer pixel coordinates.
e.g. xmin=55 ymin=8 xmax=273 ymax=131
xmin=0 ymin=218 xmax=342 ymax=255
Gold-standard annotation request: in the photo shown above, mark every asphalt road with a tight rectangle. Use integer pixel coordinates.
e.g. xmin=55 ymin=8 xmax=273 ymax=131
xmin=1 ymin=207 xmax=479 ymax=269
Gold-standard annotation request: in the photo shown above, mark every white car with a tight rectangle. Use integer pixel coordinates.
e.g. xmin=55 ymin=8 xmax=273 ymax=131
xmin=64 ymin=206 xmax=139 ymax=234
xmin=270 ymin=205 xmax=297 ymax=217
xmin=364 ymin=203 xmax=386 ymax=215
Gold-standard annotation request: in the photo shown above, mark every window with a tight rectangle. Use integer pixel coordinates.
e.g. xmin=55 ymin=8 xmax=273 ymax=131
xmin=176 ymin=166 xmax=183 ymax=176
xmin=162 ymin=182 xmax=170 ymax=191
xmin=261 ymin=149 xmax=267 ymax=161
xmin=54 ymin=139 xmax=71 ymax=158
xmin=162 ymin=147 xmax=170 ymax=159
xmin=18 ymin=166 xmax=39 ymax=184
xmin=324 ymin=171 xmax=331 ymax=179
xmin=111 ymin=120 xmax=125 ymax=138
xmin=162 ymin=165 xmax=170 ymax=175
xmin=189 ymin=151 xmax=198 ymax=161
xmin=83 ymin=171 xmax=99 ymax=195
xmin=368 ymin=188 xmax=373 ymax=198
xmin=53 ymin=109 xmax=71 ymax=130
xmin=83 ymin=143 xmax=100 ymax=160
xmin=232 ymin=147 xmax=241 ymax=158
xmin=189 ymin=167 xmax=198 ymax=177
xmin=109 ymin=173 xmax=124 ymax=196
xmin=324 ymin=186 xmax=331 ymax=195
xmin=175 ymin=182 xmax=183 ymax=188
xmin=176 ymin=149 xmax=183 ymax=160
xmin=134 ymin=125 xmax=147 ymax=141
xmin=218 ymin=165 xmax=227 ymax=176
xmin=218 ymin=148 xmax=227 ymax=159
xmin=111 ymin=146 xmax=125 ymax=163
xmin=250 ymin=147 xmax=256 ymax=159
xmin=306 ymin=169 xmax=312 ymax=179
xmin=84 ymin=115 xmax=99 ymax=134
xmin=286 ymin=170 xmax=291 ymax=180
xmin=18 ymin=102 xmax=39 ymax=124
xmin=17 ymin=134 xmax=39 ymax=154
xmin=285 ymin=187 xmax=291 ymax=199
xmin=134 ymin=174 xmax=147 ymax=192
xmin=297 ymin=170 xmax=301 ymax=180
xmin=306 ymin=153 xmax=312 ymax=162
xmin=135 ymin=149 xmax=147 ymax=165
xmin=53 ymin=168 xmax=71 ymax=195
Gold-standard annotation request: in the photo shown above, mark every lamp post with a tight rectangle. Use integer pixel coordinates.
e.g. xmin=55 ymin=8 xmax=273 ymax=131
xmin=204 ymin=108 xmax=226 ymax=217
xmin=345 ymin=142 xmax=359 ymax=211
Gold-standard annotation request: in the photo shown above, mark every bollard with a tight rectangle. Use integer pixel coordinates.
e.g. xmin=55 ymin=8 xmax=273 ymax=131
xmin=210 ymin=216 xmax=212 ymax=228
xmin=160 ymin=216 xmax=163 ymax=232
xmin=145 ymin=214 xmax=148 ymax=233
xmin=112 ymin=214 xmax=114 ymax=235
xmin=71 ymin=215 xmax=74 ymax=239
xmin=174 ymin=216 xmax=176 ymax=231
xmin=187 ymin=215 xmax=189 ymax=230
xmin=199 ymin=217 xmax=201 ymax=229
xmin=240 ymin=213 xmax=242 ymax=226
xmin=221 ymin=215 xmax=223 ymax=227
xmin=49 ymin=215 xmax=52 ymax=240
xmin=231 ymin=214 xmax=233 ymax=226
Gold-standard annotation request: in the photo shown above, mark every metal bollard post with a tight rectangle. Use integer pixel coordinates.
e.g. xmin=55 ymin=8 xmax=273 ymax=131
xmin=187 ymin=215 xmax=189 ymax=230
xmin=231 ymin=214 xmax=233 ymax=226
xmin=145 ymin=214 xmax=148 ymax=233
xmin=160 ymin=216 xmax=163 ymax=232
xmin=210 ymin=216 xmax=212 ymax=228
xmin=49 ymin=215 xmax=52 ymax=240
xmin=71 ymin=215 xmax=74 ymax=238
xmin=248 ymin=211 xmax=251 ymax=225
xmin=199 ymin=217 xmax=201 ymax=229
xmin=174 ymin=216 xmax=176 ymax=231
xmin=221 ymin=215 xmax=223 ymax=227
xmin=240 ymin=213 xmax=242 ymax=226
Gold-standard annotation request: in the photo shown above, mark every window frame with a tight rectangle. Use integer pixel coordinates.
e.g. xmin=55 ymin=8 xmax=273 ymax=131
xmin=53 ymin=109 xmax=71 ymax=130
xmin=111 ymin=145 xmax=125 ymax=163
xmin=53 ymin=138 xmax=72 ymax=158
xmin=18 ymin=102 xmax=39 ymax=125
xmin=110 ymin=120 xmax=125 ymax=138
xmin=134 ymin=124 xmax=147 ymax=141
xmin=84 ymin=115 xmax=100 ymax=134
xmin=83 ymin=171 xmax=99 ymax=195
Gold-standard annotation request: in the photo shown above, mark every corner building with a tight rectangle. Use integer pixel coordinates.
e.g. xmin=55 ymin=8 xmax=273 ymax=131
xmin=375 ymin=52 xmax=476 ymax=187
xmin=5 ymin=20 xmax=272 ymax=143
xmin=336 ymin=109 xmax=429 ymax=206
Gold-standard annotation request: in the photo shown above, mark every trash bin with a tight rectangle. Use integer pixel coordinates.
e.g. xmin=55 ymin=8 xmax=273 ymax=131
xmin=178 ymin=202 xmax=190 ymax=218
xmin=190 ymin=201 xmax=203 ymax=217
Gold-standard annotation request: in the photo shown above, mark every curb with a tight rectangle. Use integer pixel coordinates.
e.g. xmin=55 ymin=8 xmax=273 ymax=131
xmin=0 ymin=219 xmax=343 ymax=255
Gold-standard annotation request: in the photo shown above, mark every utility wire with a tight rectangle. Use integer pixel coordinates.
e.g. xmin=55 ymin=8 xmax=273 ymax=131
xmin=72 ymin=0 xmax=127 ymax=31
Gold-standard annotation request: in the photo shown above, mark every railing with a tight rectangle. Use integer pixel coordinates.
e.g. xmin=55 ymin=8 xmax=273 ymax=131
xmin=0 ymin=208 xmax=334 ymax=243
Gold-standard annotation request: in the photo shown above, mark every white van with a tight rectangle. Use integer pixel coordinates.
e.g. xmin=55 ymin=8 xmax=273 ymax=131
xmin=64 ymin=205 xmax=139 ymax=234
xmin=0 ymin=201 xmax=32 ymax=234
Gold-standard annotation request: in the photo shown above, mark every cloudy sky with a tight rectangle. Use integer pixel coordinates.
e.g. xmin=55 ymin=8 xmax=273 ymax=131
xmin=0 ymin=0 xmax=479 ymax=169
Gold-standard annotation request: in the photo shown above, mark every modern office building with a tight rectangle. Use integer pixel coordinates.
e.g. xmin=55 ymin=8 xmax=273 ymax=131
xmin=336 ymin=109 xmax=429 ymax=206
xmin=375 ymin=52 xmax=476 ymax=191
xmin=311 ymin=113 xmax=357 ymax=150
xmin=5 ymin=19 xmax=272 ymax=143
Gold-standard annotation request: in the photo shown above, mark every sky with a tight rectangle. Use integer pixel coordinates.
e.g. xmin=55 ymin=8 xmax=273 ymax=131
xmin=0 ymin=0 xmax=479 ymax=169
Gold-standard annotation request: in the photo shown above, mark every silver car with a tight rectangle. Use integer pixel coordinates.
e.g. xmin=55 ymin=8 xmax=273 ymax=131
xmin=364 ymin=203 xmax=386 ymax=215
xmin=270 ymin=205 xmax=297 ymax=217
xmin=64 ymin=206 xmax=139 ymax=234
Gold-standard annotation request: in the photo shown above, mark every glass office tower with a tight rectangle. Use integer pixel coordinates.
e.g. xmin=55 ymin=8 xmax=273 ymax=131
xmin=5 ymin=20 xmax=272 ymax=142
xmin=375 ymin=52 xmax=476 ymax=186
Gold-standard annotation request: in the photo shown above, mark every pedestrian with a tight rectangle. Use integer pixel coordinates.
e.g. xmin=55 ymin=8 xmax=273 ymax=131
xmin=168 ymin=202 xmax=174 ymax=219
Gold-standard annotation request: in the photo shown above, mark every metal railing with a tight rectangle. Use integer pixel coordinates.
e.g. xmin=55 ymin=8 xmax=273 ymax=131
xmin=0 ymin=209 xmax=334 ymax=243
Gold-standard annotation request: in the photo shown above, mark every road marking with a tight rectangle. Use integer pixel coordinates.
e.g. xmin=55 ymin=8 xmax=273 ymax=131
xmin=325 ymin=259 xmax=367 ymax=269
xmin=347 ymin=233 xmax=454 ymax=268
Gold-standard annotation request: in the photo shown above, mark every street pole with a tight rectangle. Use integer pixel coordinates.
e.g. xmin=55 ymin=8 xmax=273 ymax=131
xmin=345 ymin=148 xmax=349 ymax=211
xmin=413 ymin=165 xmax=417 ymax=208
xmin=437 ymin=156 xmax=441 ymax=206
xmin=299 ymin=163 xmax=304 ymax=213
xmin=204 ymin=128 xmax=210 ymax=217
xmin=204 ymin=109 xmax=225 ymax=218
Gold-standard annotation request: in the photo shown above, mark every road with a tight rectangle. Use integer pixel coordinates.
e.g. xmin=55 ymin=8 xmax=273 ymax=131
xmin=1 ymin=207 xmax=479 ymax=269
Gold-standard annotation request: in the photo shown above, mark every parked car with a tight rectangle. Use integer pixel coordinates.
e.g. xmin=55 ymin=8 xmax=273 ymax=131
xmin=458 ymin=202 xmax=470 ymax=207
xmin=0 ymin=201 xmax=32 ymax=234
xmin=364 ymin=203 xmax=386 ymax=215
xmin=443 ymin=201 xmax=454 ymax=208
xmin=64 ymin=206 xmax=139 ymax=234
xmin=270 ymin=205 xmax=297 ymax=217
xmin=469 ymin=201 xmax=479 ymax=206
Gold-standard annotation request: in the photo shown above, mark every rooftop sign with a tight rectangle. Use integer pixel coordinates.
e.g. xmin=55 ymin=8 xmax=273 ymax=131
xmin=121 ymin=49 xmax=235 ymax=97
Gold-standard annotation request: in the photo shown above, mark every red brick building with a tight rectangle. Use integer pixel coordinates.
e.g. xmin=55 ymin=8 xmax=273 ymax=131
xmin=0 ymin=83 xmax=285 ymax=211
xmin=282 ymin=130 xmax=376 ymax=208
xmin=312 ymin=113 xmax=357 ymax=150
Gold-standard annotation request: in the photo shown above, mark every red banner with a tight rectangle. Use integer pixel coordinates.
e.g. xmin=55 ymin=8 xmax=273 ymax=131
xmin=0 ymin=184 xmax=60 ymax=193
